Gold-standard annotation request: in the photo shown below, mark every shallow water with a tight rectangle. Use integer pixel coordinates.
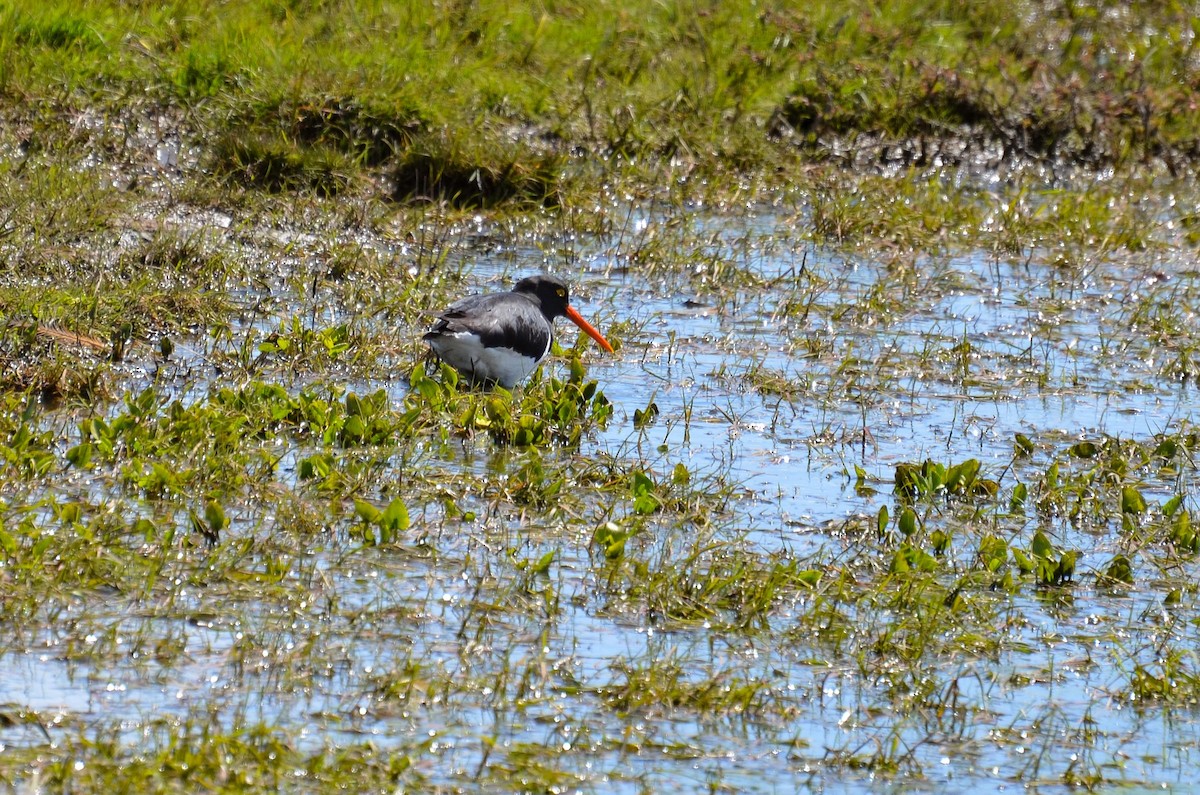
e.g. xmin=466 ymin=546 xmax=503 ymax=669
xmin=4 ymin=196 xmax=1200 ymax=792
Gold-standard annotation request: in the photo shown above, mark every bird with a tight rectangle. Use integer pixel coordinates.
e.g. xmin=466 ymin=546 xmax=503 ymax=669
xmin=423 ymin=274 xmax=614 ymax=388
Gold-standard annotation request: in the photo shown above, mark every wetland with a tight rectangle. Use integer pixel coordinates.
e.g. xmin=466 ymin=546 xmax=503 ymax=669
xmin=3 ymin=1 xmax=1200 ymax=792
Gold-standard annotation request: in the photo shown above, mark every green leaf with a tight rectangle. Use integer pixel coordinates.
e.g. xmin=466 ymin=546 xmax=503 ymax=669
xmin=1037 ymin=557 xmax=1056 ymax=585
xmin=1163 ymin=494 xmax=1184 ymax=518
xmin=855 ymin=465 xmax=877 ymax=497
xmin=1012 ymin=548 xmax=1035 ymax=573
xmin=633 ymin=402 xmax=660 ymax=429
xmin=526 ymin=549 xmax=556 ymax=575
xmin=1014 ymin=433 xmax=1035 ymax=456
xmin=979 ymin=535 xmax=1007 ymax=572
xmin=1032 ymin=531 xmax=1053 ymax=559
xmin=1171 ymin=509 xmax=1192 ymax=542
xmin=66 ymin=442 xmax=93 ymax=469
xmin=894 ymin=462 xmax=921 ymax=499
xmin=57 ymin=502 xmax=83 ymax=526
xmin=568 ymin=356 xmax=586 ymax=384
xmin=1056 ymin=551 xmax=1077 ymax=584
xmin=1102 ymin=554 xmax=1133 ymax=585
xmin=592 ymin=522 xmax=629 ymax=560
xmin=486 ymin=397 xmax=510 ymax=424
xmin=299 ymin=454 xmax=333 ymax=480
xmin=631 ymin=471 xmax=660 ymax=515
xmin=204 ymin=500 xmax=228 ymax=533
xmin=1044 ymin=462 xmax=1059 ymax=491
xmin=1069 ymin=441 xmax=1098 ymax=458
xmin=797 ymin=569 xmax=822 ymax=588
xmin=1010 ymin=481 xmax=1027 ymax=512
xmin=380 ymin=498 xmax=410 ymax=534
xmin=1121 ymin=485 xmax=1147 ymax=515
xmin=945 ymin=459 xmax=980 ymax=492
xmin=354 ymin=498 xmax=381 ymax=524
xmin=133 ymin=518 xmax=156 ymax=540
xmin=898 ymin=507 xmax=917 ymax=537
xmin=906 ymin=545 xmax=938 ymax=572
xmin=876 ymin=504 xmax=889 ymax=537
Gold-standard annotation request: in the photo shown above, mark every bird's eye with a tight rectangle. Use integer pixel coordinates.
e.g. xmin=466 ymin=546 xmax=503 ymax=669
xmin=557 ymin=288 xmax=566 ymax=298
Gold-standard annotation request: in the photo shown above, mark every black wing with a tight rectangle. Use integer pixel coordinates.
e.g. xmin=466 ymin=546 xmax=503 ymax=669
xmin=424 ymin=293 xmax=552 ymax=360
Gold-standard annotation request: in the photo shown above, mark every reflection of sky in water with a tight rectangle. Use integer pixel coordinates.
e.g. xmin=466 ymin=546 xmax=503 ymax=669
xmin=5 ymin=205 xmax=1200 ymax=791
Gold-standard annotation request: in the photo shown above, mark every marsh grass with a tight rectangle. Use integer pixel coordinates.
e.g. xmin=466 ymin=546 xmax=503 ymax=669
xmin=5 ymin=1 xmax=1200 ymax=793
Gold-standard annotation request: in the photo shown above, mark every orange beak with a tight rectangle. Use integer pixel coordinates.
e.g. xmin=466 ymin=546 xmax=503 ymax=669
xmin=564 ymin=305 xmax=615 ymax=353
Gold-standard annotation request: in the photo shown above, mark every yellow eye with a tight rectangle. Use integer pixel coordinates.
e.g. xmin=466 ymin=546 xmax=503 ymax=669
xmin=557 ymin=288 xmax=566 ymax=298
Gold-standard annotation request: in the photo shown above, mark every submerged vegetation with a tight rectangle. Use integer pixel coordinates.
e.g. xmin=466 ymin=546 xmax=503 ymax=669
xmin=4 ymin=0 xmax=1200 ymax=792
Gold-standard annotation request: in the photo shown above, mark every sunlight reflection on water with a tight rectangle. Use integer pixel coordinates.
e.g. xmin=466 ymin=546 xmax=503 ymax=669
xmin=6 ymin=203 xmax=1200 ymax=792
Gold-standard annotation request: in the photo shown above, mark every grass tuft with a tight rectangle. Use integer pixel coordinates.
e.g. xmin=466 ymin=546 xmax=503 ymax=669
xmin=208 ymin=128 xmax=355 ymax=196
xmin=390 ymin=133 xmax=563 ymax=207
xmin=285 ymin=96 xmax=424 ymax=166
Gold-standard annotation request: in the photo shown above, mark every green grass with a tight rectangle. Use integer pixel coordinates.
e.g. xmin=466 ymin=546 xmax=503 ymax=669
xmin=3 ymin=0 xmax=1199 ymax=199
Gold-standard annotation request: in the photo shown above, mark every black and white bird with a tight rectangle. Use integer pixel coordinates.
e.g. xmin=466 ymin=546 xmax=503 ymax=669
xmin=423 ymin=274 xmax=614 ymax=388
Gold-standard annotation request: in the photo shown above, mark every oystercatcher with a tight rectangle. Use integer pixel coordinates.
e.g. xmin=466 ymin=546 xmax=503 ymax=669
xmin=423 ymin=274 xmax=614 ymax=388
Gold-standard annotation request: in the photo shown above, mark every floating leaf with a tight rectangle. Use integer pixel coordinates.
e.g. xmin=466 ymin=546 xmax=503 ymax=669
xmin=1069 ymin=441 xmax=1098 ymax=458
